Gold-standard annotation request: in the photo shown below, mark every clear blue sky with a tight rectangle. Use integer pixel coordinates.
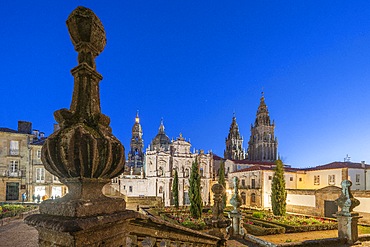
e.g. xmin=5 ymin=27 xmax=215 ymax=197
xmin=1 ymin=1 xmax=370 ymax=168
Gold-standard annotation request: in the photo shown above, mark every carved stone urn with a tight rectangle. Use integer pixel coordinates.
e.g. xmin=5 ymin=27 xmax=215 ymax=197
xmin=40 ymin=6 xmax=126 ymax=217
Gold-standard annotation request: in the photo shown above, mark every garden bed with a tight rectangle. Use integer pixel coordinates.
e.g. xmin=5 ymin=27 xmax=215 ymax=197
xmin=245 ymin=211 xmax=337 ymax=233
xmin=243 ymin=218 xmax=285 ymax=236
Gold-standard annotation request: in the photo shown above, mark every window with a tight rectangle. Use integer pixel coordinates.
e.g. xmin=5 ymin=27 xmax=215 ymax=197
xmin=9 ymin=141 xmax=19 ymax=155
xmin=268 ymin=176 xmax=272 ymax=180
xmin=241 ymin=179 xmax=245 ymax=187
xmin=158 ymin=167 xmax=164 ymax=177
xmin=251 ymin=178 xmax=256 ymax=189
xmin=53 ymin=176 xmax=59 ymax=182
xmin=111 ymin=177 xmax=118 ymax=184
xmin=328 ymin=175 xmax=335 ymax=185
xmin=200 ymin=168 xmax=204 ymax=177
xmin=314 ymin=175 xmax=320 ymax=185
xmin=36 ymin=168 xmax=45 ymax=183
xmin=299 ymin=178 xmax=302 ymax=182
xmin=290 ymin=177 xmax=293 ymax=181
xmin=9 ymin=160 xmax=19 ymax=176
xmin=37 ymin=150 xmax=42 ymax=159
xmin=251 ymin=193 xmax=256 ymax=203
xmin=159 ymin=186 xmax=163 ymax=194
xmin=185 ymin=168 xmax=189 ymax=178
xmin=129 ymin=186 xmax=133 ymax=193
xmin=356 ymin=174 xmax=360 ymax=185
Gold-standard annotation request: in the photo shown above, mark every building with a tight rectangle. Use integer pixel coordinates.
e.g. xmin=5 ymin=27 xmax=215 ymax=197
xmin=0 ymin=121 xmax=67 ymax=202
xmin=29 ymin=138 xmax=66 ymax=200
xmin=0 ymin=121 xmax=32 ymax=201
xmin=228 ymin=161 xmax=370 ymax=223
xmin=247 ymin=93 xmax=278 ymax=162
xmin=224 ymin=114 xmax=245 ymax=160
xmin=117 ymin=120 xmax=214 ymax=207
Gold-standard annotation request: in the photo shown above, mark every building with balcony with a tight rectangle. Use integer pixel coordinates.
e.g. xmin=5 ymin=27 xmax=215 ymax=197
xmin=0 ymin=121 xmax=67 ymax=202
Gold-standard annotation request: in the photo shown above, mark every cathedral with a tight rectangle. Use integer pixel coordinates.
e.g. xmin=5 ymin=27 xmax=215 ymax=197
xmin=118 ymin=115 xmax=213 ymax=207
xmin=224 ymin=93 xmax=278 ymax=162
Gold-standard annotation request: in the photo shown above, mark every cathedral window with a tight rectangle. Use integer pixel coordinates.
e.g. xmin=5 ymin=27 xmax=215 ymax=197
xmin=158 ymin=167 xmax=164 ymax=177
xmin=314 ymin=175 xmax=320 ymax=185
xmin=185 ymin=168 xmax=189 ymax=177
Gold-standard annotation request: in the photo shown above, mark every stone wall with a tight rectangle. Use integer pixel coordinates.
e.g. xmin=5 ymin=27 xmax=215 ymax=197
xmin=286 ymin=187 xmax=370 ymax=224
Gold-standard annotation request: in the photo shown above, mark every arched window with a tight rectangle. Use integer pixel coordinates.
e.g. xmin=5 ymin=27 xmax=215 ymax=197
xmin=159 ymin=186 xmax=163 ymax=194
xmin=200 ymin=168 xmax=204 ymax=177
xmin=158 ymin=167 xmax=164 ymax=177
xmin=185 ymin=168 xmax=190 ymax=177
xmin=251 ymin=193 xmax=256 ymax=203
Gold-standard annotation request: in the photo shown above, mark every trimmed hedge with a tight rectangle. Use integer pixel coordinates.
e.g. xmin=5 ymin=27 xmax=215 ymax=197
xmin=245 ymin=215 xmax=337 ymax=233
xmin=243 ymin=218 xmax=285 ymax=236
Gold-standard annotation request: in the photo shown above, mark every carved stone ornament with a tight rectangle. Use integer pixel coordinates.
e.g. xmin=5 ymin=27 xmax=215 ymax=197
xmin=335 ymin=180 xmax=360 ymax=216
xmin=40 ymin=6 xmax=125 ymax=217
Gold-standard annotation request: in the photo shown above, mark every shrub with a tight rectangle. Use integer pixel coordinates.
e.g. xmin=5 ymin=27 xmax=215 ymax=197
xmin=252 ymin=211 xmax=265 ymax=219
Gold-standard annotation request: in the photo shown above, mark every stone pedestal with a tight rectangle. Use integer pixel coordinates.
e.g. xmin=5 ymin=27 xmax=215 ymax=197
xmin=228 ymin=211 xmax=243 ymax=237
xmin=336 ymin=213 xmax=362 ymax=245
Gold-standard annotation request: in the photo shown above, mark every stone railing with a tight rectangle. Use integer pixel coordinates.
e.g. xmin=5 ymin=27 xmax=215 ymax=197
xmin=26 ymin=209 xmax=220 ymax=246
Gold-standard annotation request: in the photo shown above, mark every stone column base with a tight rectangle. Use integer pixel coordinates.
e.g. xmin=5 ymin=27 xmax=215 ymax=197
xmin=335 ymin=213 xmax=363 ymax=245
xmin=25 ymin=210 xmax=139 ymax=247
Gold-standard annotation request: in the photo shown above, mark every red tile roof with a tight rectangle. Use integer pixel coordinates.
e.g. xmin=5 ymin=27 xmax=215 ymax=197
xmin=303 ymin=161 xmax=370 ymax=171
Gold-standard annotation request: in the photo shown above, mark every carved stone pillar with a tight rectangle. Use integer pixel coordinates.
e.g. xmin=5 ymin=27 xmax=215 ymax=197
xmin=228 ymin=177 xmax=244 ymax=237
xmin=25 ymin=6 xmax=129 ymax=246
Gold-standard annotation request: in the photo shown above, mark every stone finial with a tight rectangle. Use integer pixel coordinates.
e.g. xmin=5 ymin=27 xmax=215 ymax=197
xmin=40 ymin=6 xmax=125 ymax=216
xmin=335 ymin=180 xmax=360 ymax=216
xmin=66 ymin=6 xmax=106 ymax=69
xmin=229 ymin=177 xmax=242 ymax=213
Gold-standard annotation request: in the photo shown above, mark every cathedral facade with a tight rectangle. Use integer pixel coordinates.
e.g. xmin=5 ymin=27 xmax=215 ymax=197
xmin=118 ymin=117 xmax=213 ymax=207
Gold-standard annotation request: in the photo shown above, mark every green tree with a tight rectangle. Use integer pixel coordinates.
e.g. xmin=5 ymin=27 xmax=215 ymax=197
xmin=218 ymin=161 xmax=227 ymax=208
xmin=189 ymin=160 xmax=202 ymax=219
xmin=271 ymin=159 xmax=287 ymax=216
xmin=172 ymin=170 xmax=179 ymax=209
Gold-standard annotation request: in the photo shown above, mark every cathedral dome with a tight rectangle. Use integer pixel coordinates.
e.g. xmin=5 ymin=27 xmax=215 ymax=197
xmin=150 ymin=119 xmax=171 ymax=151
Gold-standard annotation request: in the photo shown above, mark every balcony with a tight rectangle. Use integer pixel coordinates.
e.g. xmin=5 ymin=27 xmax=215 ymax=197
xmin=9 ymin=149 xmax=19 ymax=156
xmin=4 ymin=170 xmax=22 ymax=178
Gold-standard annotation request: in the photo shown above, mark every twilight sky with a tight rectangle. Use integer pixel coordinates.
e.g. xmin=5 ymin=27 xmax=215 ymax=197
xmin=1 ymin=1 xmax=370 ymax=168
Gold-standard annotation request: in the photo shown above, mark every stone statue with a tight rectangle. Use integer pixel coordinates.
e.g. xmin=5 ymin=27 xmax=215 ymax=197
xmin=229 ymin=177 xmax=242 ymax=213
xmin=335 ymin=180 xmax=360 ymax=216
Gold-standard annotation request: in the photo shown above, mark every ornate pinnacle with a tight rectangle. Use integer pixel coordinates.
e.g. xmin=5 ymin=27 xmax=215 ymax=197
xmin=41 ymin=6 xmax=125 ymax=193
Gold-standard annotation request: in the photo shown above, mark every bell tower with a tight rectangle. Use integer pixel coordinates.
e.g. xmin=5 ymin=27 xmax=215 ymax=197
xmin=247 ymin=93 xmax=278 ymax=162
xmin=127 ymin=111 xmax=144 ymax=168
xmin=224 ymin=113 xmax=245 ymax=160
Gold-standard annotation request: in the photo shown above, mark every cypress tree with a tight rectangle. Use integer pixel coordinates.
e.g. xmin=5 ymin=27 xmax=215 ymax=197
xmin=218 ymin=161 xmax=227 ymax=208
xmin=189 ymin=160 xmax=202 ymax=219
xmin=173 ymin=170 xmax=179 ymax=209
xmin=271 ymin=159 xmax=287 ymax=216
